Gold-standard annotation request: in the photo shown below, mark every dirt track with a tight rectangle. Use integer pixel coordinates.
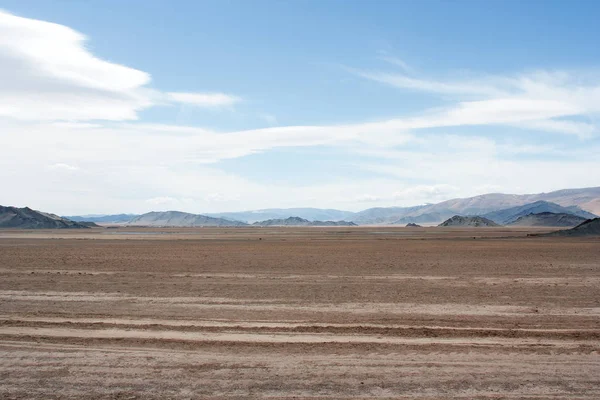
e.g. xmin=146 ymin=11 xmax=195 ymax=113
xmin=1 ymin=227 xmax=599 ymax=399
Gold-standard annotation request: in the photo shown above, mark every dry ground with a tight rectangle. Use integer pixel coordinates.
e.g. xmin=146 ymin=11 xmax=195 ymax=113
xmin=0 ymin=227 xmax=599 ymax=399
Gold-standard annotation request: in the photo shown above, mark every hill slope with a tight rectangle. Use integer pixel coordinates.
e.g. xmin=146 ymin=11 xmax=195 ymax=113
xmin=507 ymin=212 xmax=587 ymax=227
xmin=0 ymin=206 xmax=90 ymax=229
xmin=438 ymin=215 xmax=500 ymax=227
xmin=542 ymin=218 xmax=600 ymax=237
xmin=127 ymin=211 xmax=247 ymax=227
xmin=483 ymin=201 xmax=595 ymax=224
xmin=253 ymin=217 xmax=357 ymax=227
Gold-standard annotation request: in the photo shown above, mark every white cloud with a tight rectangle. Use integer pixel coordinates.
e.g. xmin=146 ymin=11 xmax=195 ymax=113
xmin=0 ymin=10 xmax=153 ymax=121
xmin=0 ymin=11 xmax=241 ymax=121
xmin=167 ymin=92 xmax=241 ymax=107
xmin=3 ymin=114 xmax=598 ymax=215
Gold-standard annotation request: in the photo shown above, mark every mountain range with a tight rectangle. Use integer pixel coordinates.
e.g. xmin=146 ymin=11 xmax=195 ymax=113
xmin=10 ymin=186 xmax=599 ymax=228
xmin=126 ymin=211 xmax=247 ymax=227
xmin=357 ymin=187 xmax=600 ymax=225
xmin=252 ymin=217 xmax=357 ymax=227
xmin=481 ymin=201 xmax=596 ymax=225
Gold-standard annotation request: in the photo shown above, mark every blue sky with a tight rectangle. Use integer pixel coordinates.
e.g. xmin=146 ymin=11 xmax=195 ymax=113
xmin=0 ymin=0 xmax=599 ymax=214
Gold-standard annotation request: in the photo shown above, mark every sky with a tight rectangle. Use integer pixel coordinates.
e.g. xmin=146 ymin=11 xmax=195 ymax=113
xmin=1 ymin=0 xmax=599 ymax=215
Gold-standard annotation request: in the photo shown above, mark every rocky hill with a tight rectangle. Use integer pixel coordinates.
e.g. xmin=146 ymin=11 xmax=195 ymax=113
xmin=507 ymin=212 xmax=587 ymax=227
xmin=127 ymin=211 xmax=247 ymax=227
xmin=542 ymin=218 xmax=600 ymax=237
xmin=253 ymin=217 xmax=357 ymax=227
xmin=438 ymin=215 xmax=500 ymax=227
xmin=483 ymin=201 xmax=595 ymax=225
xmin=0 ymin=206 xmax=90 ymax=229
xmin=405 ymin=223 xmax=422 ymax=227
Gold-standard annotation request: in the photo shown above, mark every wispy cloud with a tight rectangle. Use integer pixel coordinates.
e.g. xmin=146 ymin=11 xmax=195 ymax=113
xmin=377 ymin=54 xmax=413 ymax=73
xmin=349 ymin=63 xmax=600 ymax=138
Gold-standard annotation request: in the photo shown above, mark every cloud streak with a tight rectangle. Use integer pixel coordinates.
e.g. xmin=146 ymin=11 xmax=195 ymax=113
xmin=350 ymin=66 xmax=600 ymax=138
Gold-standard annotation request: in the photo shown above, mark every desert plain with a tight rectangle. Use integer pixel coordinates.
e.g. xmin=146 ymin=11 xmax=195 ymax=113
xmin=0 ymin=226 xmax=599 ymax=399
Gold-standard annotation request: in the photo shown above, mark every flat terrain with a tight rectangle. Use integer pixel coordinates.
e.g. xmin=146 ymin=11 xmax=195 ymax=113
xmin=0 ymin=227 xmax=599 ymax=399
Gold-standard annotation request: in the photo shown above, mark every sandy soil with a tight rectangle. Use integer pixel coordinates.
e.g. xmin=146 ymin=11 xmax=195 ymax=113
xmin=0 ymin=227 xmax=599 ymax=399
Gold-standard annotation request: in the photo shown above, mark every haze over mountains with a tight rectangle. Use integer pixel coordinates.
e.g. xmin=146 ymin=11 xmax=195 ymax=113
xmin=66 ymin=214 xmax=137 ymax=224
xmin=252 ymin=217 xmax=357 ymax=227
xmin=206 ymin=209 xmax=355 ymax=224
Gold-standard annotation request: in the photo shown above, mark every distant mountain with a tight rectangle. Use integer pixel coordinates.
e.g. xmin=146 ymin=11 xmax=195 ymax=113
xmin=0 ymin=206 xmax=90 ymax=229
xmin=127 ymin=211 xmax=247 ymax=227
xmin=541 ymin=218 xmax=600 ymax=237
xmin=358 ymin=187 xmax=600 ymax=225
xmin=56 ymin=186 xmax=600 ymax=227
xmin=439 ymin=215 xmax=500 ymax=227
xmin=78 ymin=221 xmax=101 ymax=228
xmin=207 ymin=208 xmax=355 ymax=224
xmin=533 ymin=187 xmax=600 ymax=216
xmin=483 ymin=201 xmax=596 ymax=225
xmin=350 ymin=206 xmax=427 ymax=225
xmin=65 ymin=214 xmax=138 ymax=224
xmin=393 ymin=211 xmax=456 ymax=225
xmin=507 ymin=212 xmax=587 ymax=227
xmin=253 ymin=216 xmax=357 ymax=227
